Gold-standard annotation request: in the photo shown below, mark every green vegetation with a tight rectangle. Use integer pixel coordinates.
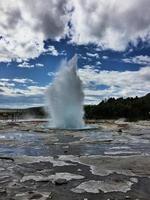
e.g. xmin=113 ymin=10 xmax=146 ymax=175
xmin=85 ymin=93 xmax=150 ymax=121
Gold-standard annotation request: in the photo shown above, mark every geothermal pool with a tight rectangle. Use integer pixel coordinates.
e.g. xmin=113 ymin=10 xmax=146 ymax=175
xmin=0 ymin=126 xmax=150 ymax=157
xmin=0 ymin=120 xmax=150 ymax=199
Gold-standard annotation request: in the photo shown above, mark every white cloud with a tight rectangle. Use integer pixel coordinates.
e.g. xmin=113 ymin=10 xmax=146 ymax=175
xmin=35 ymin=63 xmax=44 ymax=67
xmin=25 ymin=86 xmax=47 ymax=96
xmin=0 ymin=78 xmax=48 ymax=107
xmin=18 ymin=61 xmax=34 ymax=68
xmin=0 ymin=78 xmax=9 ymax=82
xmin=96 ymin=61 xmax=102 ymax=65
xmin=0 ymin=0 xmax=69 ymax=62
xmin=0 ymin=78 xmax=37 ymax=97
xmin=0 ymin=65 xmax=150 ymax=106
xmin=44 ymin=45 xmax=59 ymax=56
xmin=70 ymin=0 xmax=150 ymax=51
xmin=18 ymin=62 xmax=44 ymax=68
xmin=102 ymin=56 xmax=108 ymax=59
xmin=48 ymin=72 xmax=56 ymax=77
xmin=123 ymin=55 xmax=150 ymax=65
xmin=86 ymin=52 xmax=99 ymax=58
xmin=78 ymin=65 xmax=150 ymax=104
xmin=12 ymin=78 xmax=35 ymax=84
xmin=0 ymin=81 xmax=15 ymax=88
xmin=0 ymin=0 xmax=150 ymax=63
xmin=0 ymin=82 xmax=47 ymax=97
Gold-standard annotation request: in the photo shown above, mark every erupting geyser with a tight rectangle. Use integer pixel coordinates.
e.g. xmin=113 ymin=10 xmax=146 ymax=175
xmin=46 ymin=55 xmax=84 ymax=129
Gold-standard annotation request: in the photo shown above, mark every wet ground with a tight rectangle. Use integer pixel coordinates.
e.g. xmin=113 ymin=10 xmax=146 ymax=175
xmin=0 ymin=119 xmax=150 ymax=200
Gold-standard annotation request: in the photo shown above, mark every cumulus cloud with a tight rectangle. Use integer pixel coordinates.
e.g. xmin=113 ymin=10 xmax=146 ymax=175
xmin=35 ymin=63 xmax=44 ymax=67
xmin=96 ymin=61 xmax=102 ymax=65
xmin=24 ymin=0 xmax=69 ymax=39
xmin=0 ymin=78 xmax=37 ymax=96
xmin=123 ymin=55 xmax=150 ymax=65
xmin=18 ymin=61 xmax=44 ymax=68
xmin=102 ymin=56 xmax=108 ymax=59
xmin=44 ymin=45 xmax=59 ymax=56
xmin=70 ymin=0 xmax=150 ymax=51
xmin=86 ymin=52 xmax=99 ymax=58
xmin=78 ymin=66 xmax=150 ymax=104
xmin=12 ymin=78 xmax=36 ymax=84
xmin=0 ymin=77 xmax=47 ymax=107
xmin=18 ymin=62 xmax=34 ymax=68
xmin=0 ymin=0 xmax=150 ymax=63
xmin=0 ymin=79 xmax=47 ymax=98
xmin=0 ymin=0 xmax=69 ymax=62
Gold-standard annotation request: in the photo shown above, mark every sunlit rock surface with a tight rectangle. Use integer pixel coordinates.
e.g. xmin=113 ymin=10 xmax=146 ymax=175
xmin=0 ymin=119 xmax=150 ymax=199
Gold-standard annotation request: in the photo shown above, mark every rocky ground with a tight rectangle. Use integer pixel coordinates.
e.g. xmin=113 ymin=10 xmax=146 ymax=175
xmin=0 ymin=119 xmax=150 ymax=200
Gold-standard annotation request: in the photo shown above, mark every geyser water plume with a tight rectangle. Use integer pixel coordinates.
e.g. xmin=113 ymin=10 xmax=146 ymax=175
xmin=46 ymin=55 xmax=84 ymax=129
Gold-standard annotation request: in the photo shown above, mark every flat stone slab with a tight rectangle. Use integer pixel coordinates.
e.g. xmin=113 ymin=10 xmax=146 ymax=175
xmin=0 ymin=120 xmax=150 ymax=199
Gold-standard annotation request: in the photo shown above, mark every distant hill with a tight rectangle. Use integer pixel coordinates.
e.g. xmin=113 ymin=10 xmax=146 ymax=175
xmin=0 ymin=107 xmax=46 ymax=120
xmin=85 ymin=93 xmax=150 ymax=121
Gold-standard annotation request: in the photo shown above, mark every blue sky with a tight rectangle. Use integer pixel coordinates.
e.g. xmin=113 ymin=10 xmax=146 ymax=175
xmin=0 ymin=0 xmax=150 ymax=108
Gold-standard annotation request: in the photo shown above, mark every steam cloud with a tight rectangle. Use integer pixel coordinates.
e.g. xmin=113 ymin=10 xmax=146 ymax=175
xmin=46 ymin=55 xmax=84 ymax=129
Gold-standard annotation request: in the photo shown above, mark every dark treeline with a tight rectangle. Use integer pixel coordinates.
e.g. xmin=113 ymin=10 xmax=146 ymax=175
xmin=84 ymin=93 xmax=150 ymax=121
xmin=25 ymin=107 xmax=46 ymax=118
xmin=0 ymin=93 xmax=149 ymax=121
